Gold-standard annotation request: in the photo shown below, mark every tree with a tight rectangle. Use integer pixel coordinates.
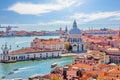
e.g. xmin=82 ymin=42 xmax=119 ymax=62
xmin=76 ymin=69 xmax=82 ymax=77
xmin=68 ymin=45 xmax=72 ymax=51
xmin=64 ymin=42 xmax=70 ymax=51
xmin=52 ymin=78 xmax=61 ymax=80
xmin=49 ymin=38 xmax=53 ymax=40
xmin=106 ymin=36 xmax=112 ymax=40
xmin=64 ymin=42 xmax=72 ymax=52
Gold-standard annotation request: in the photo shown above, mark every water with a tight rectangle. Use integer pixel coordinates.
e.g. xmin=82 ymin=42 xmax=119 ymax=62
xmin=0 ymin=56 xmax=75 ymax=79
xmin=0 ymin=36 xmax=59 ymax=53
xmin=0 ymin=36 xmax=75 ymax=79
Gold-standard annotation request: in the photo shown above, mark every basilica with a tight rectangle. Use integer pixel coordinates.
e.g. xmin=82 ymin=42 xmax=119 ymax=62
xmin=61 ymin=20 xmax=86 ymax=53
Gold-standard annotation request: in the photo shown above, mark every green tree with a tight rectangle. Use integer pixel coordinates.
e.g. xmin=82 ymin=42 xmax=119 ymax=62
xmin=64 ymin=42 xmax=70 ymax=51
xmin=76 ymin=69 xmax=82 ymax=77
xmin=68 ymin=45 xmax=72 ymax=51
xmin=49 ymin=38 xmax=53 ymax=40
xmin=52 ymin=78 xmax=61 ymax=80
xmin=106 ymin=36 xmax=112 ymax=40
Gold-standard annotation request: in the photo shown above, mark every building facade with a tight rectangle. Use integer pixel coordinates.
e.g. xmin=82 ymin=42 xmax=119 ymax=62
xmin=31 ymin=38 xmax=64 ymax=51
xmin=106 ymin=30 xmax=120 ymax=64
xmin=62 ymin=20 xmax=86 ymax=53
xmin=0 ymin=38 xmax=64 ymax=63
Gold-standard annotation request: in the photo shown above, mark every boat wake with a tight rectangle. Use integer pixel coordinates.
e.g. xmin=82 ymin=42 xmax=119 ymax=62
xmin=14 ymin=66 xmax=36 ymax=73
xmin=57 ymin=61 xmax=69 ymax=65
xmin=19 ymin=66 xmax=36 ymax=70
xmin=15 ymin=41 xmax=30 ymax=44
xmin=14 ymin=69 xmax=29 ymax=74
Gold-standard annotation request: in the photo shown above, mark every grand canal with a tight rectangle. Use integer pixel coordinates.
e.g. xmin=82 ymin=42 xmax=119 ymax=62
xmin=0 ymin=56 xmax=75 ymax=79
xmin=0 ymin=36 xmax=75 ymax=79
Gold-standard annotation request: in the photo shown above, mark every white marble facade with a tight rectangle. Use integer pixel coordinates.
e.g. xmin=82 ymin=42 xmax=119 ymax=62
xmin=62 ymin=20 xmax=86 ymax=53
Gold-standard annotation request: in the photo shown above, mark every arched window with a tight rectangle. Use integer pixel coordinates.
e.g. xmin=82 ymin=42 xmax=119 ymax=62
xmin=52 ymin=53 xmax=54 ymax=57
xmin=8 ymin=56 xmax=10 ymax=60
xmin=16 ymin=56 xmax=17 ymax=60
xmin=82 ymin=44 xmax=84 ymax=51
xmin=40 ymin=54 xmax=42 ymax=58
xmin=27 ymin=55 xmax=29 ymax=59
xmin=34 ymin=54 xmax=36 ymax=58
xmin=46 ymin=53 xmax=48 ymax=58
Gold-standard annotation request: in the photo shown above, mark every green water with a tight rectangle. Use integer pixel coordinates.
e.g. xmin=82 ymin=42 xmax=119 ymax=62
xmin=0 ymin=56 xmax=75 ymax=79
xmin=0 ymin=36 xmax=75 ymax=79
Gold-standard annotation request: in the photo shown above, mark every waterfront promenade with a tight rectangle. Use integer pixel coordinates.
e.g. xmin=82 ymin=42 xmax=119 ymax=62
xmin=61 ymin=53 xmax=77 ymax=57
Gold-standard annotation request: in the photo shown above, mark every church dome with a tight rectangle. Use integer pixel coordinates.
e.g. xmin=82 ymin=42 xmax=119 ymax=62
xmin=69 ymin=20 xmax=81 ymax=34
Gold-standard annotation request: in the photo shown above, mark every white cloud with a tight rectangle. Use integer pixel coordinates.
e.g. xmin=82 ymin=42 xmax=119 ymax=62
xmin=38 ymin=20 xmax=72 ymax=25
xmin=71 ymin=11 xmax=120 ymax=22
xmin=7 ymin=0 xmax=83 ymax=15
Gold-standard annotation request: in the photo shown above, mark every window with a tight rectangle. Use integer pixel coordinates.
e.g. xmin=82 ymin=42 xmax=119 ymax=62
xmin=16 ymin=56 xmax=17 ymax=60
xmin=52 ymin=53 xmax=54 ymax=57
xmin=13 ymin=57 xmax=15 ymax=60
xmin=8 ymin=56 xmax=10 ymax=60
xmin=34 ymin=54 xmax=36 ymax=58
xmin=46 ymin=53 xmax=48 ymax=58
xmin=27 ymin=55 xmax=29 ymax=59
xmin=40 ymin=54 xmax=42 ymax=58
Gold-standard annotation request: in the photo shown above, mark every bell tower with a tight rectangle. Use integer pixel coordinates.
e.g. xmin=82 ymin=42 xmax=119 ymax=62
xmin=1 ymin=44 xmax=11 ymax=62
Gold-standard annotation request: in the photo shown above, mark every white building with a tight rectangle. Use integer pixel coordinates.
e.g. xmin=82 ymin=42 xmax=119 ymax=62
xmin=31 ymin=38 xmax=64 ymax=51
xmin=61 ymin=20 xmax=86 ymax=53
xmin=0 ymin=38 xmax=64 ymax=63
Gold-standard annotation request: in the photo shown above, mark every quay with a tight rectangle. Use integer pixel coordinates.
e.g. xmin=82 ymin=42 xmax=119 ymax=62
xmin=61 ymin=53 xmax=77 ymax=57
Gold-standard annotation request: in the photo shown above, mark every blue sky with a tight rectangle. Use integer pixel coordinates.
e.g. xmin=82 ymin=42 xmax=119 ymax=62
xmin=0 ymin=0 xmax=120 ymax=31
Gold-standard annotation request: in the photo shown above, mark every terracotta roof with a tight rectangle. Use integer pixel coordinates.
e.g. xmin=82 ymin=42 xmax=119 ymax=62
xmin=87 ymin=71 xmax=107 ymax=77
xmin=71 ymin=63 xmax=92 ymax=70
xmin=97 ymin=64 xmax=109 ymax=69
xmin=10 ymin=47 xmax=60 ymax=55
xmin=108 ymin=68 xmax=120 ymax=74
xmin=32 ymin=38 xmax=63 ymax=45
xmin=42 ymin=74 xmax=63 ymax=80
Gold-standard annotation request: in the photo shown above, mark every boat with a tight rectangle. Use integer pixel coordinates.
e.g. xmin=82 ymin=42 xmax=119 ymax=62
xmin=1 ymin=75 xmax=6 ymax=79
xmin=12 ymin=78 xmax=23 ymax=80
xmin=8 ymin=71 xmax=14 ymax=75
xmin=13 ymin=68 xmax=19 ymax=71
xmin=51 ymin=63 xmax=57 ymax=68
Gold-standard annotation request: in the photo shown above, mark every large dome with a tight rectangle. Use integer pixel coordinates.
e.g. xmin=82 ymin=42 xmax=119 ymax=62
xmin=69 ymin=20 xmax=81 ymax=34
xmin=69 ymin=28 xmax=81 ymax=34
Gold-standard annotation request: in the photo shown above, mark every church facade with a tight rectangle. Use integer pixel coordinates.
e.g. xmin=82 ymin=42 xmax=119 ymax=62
xmin=61 ymin=20 xmax=86 ymax=53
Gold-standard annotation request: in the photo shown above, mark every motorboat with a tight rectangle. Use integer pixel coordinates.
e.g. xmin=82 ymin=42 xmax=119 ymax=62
xmin=13 ymin=68 xmax=19 ymax=71
xmin=1 ymin=75 xmax=6 ymax=79
xmin=51 ymin=63 xmax=57 ymax=68
xmin=8 ymin=71 xmax=14 ymax=75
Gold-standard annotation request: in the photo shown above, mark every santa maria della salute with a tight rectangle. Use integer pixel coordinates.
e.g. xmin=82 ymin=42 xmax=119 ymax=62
xmin=60 ymin=20 xmax=87 ymax=53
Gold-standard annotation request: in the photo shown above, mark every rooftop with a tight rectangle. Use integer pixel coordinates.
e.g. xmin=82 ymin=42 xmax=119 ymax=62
xmin=9 ymin=47 xmax=60 ymax=55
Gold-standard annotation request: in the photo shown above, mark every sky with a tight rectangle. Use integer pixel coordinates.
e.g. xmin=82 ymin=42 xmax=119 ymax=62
xmin=0 ymin=0 xmax=120 ymax=31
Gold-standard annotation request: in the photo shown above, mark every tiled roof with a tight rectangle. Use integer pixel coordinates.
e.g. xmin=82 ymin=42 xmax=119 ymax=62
xmin=10 ymin=47 xmax=60 ymax=55
xmin=42 ymin=74 xmax=63 ymax=80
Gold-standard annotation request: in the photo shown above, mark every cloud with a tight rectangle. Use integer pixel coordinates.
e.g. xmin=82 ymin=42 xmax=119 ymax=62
xmin=7 ymin=0 xmax=83 ymax=15
xmin=71 ymin=11 xmax=120 ymax=22
xmin=38 ymin=20 xmax=72 ymax=25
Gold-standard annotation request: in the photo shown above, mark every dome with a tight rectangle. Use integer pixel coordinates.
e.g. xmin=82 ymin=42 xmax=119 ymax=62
xmin=69 ymin=20 xmax=81 ymax=34
xmin=69 ymin=28 xmax=81 ymax=34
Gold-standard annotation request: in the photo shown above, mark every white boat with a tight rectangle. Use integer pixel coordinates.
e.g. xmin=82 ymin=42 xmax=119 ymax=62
xmin=51 ymin=63 xmax=57 ymax=68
